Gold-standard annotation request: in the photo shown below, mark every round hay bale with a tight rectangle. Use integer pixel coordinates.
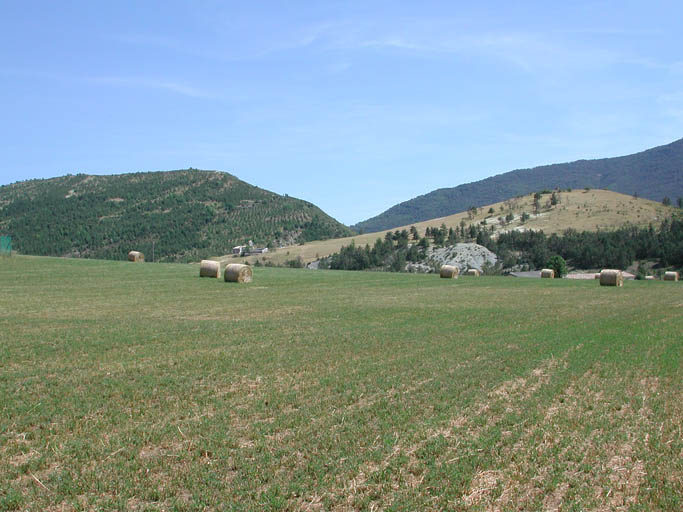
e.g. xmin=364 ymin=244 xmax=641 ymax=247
xmin=128 ymin=250 xmax=144 ymax=262
xmin=440 ymin=265 xmax=459 ymax=279
xmin=663 ymin=271 xmax=679 ymax=281
xmin=644 ymin=275 xmax=655 ymax=281
xmin=199 ymin=259 xmax=221 ymax=278
xmin=224 ymin=263 xmax=252 ymax=283
xmin=465 ymin=269 xmax=481 ymax=277
xmin=540 ymin=268 xmax=555 ymax=279
xmin=594 ymin=273 xmax=601 ymax=279
xmin=599 ymin=269 xmax=623 ymax=287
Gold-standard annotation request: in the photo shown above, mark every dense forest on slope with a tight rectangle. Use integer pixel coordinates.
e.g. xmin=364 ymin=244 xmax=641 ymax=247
xmin=0 ymin=170 xmax=352 ymax=262
xmin=354 ymin=137 xmax=683 ymax=233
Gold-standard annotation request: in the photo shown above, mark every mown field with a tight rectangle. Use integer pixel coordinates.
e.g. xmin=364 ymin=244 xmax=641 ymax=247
xmin=0 ymin=256 xmax=681 ymax=511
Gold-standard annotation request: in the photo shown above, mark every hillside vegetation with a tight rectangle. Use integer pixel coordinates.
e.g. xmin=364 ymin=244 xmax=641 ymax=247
xmin=354 ymin=137 xmax=683 ymax=232
xmin=0 ymin=170 xmax=352 ymax=262
xmin=1 ymin=257 xmax=680 ymax=510
xmin=317 ymin=217 xmax=682 ymax=274
xmin=225 ymin=189 xmax=678 ymax=267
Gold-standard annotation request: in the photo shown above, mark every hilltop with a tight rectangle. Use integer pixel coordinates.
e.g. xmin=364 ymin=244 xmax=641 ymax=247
xmin=0 ymin=169 xmax=352 ymax=262
xmin=354 ymin=137 xmax=683 ymax=232
xmin=224 ymin=189 xmax=678 ymax=266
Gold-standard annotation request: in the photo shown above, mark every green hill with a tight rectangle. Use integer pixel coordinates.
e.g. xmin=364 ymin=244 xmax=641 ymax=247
xmin=354 ymin=137 xmax=683 ymax=233
xmin=0 ymin=169 xmax=352 ymax=262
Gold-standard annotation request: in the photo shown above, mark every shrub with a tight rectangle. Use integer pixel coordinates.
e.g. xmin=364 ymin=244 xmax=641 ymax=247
xmin=547 ymin=255 xmax=568 ymax=278
xmin=285 ymin=256 xmax=305 ymax=268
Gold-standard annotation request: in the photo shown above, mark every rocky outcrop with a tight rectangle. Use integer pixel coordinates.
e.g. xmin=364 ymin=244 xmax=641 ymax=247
xmin=405 ymin=243 xmax=498 ymax=273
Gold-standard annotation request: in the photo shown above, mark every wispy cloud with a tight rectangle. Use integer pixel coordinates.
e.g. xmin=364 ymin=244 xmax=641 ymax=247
xmin=1 ymin=67 xmax=213 ymax=99
xmin=668 ymin=61 xmax=683 ymax=74
xmin=300 ymin=17 xmax=676 ymax=78
xmin=87 ymin=76 xmax=213 ymax=99
xmin=0 ymin=67 xmax=70 ymax=81
xmin=108 ymin=21 xmax=336 ymax=62
xmin=107 ymin=8 xmax=682 ymax=78
xmin=108 ymin=33 xmax=181 ymax=50
xmin=105 ymin=20 xmax=644 ymax=76
xmin=355 ymin=30 xmax=628 ymax=74
xmin=553 ymin=27 xmax=662 ymax=37
xmin=658 ymin=90 xmax=683 ymax=121
xmin=326 ymin=60 xmax=351 ymax=74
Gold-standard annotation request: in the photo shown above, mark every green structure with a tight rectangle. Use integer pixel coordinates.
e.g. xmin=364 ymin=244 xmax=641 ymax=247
xmin=0 ymin=236 xmax=11 ymax=256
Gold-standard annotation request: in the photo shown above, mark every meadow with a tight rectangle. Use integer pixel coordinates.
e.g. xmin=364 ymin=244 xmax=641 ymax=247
xmin=0 ymin=256 xmax=681 ymax=511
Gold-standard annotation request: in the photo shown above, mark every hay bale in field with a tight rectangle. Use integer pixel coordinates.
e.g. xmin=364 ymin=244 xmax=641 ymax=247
xmin=465 ymin=269 xmax=480 ymax=276
xmin=224 ymin=263 xmax=252 ymax=283
xmin=644 ymin=275 xmax=655 ymax=281
xmin=594 ymin=273 xmax=601 ymax=279
xmin=599 ymin=269 xmax=623 ymax=287
xmin=540 ymin=268 xmax=555 ymax=279
xmin=440 ymin=265 xmax=459 ymax=279
xmin=128 ymin=251 xmax=144 ymax=262
xmin=199 ymin=259 xmax=221 ymax=278
xmin=663 ymin=271 xmax=679 ymax=281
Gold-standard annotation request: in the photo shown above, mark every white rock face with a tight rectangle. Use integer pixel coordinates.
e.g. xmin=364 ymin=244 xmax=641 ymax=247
xmin=405 ymin=262 xmax=434 ymax=273
xmin=422 ymin=243 xmax=497 ymax=272
xmin=311 ymin=242 xmax=498 ymax=273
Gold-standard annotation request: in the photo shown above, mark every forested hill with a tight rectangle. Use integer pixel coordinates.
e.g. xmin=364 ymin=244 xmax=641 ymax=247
xmin=0 ymin=169 xmax=352 ymax=262
xmin=354 ymin=137 xmax=683 ymax=233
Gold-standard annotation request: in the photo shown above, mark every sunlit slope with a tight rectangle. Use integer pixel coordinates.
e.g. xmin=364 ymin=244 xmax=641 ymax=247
xmin=221 ymin=189 xmax=676 ymax=265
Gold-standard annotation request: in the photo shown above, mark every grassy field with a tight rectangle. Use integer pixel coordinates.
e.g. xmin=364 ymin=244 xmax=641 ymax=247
xmin=224 ymin=190 xmax=676 ymax=266
xmin=1 ymin=256 xmax=681 ymax=511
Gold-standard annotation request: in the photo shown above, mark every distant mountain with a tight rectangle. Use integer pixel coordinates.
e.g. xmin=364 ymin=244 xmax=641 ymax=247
xmin=353 ymin=138 xmax=683 ymax=233
xmin=0 ymin=169 xmax=352 ymax=262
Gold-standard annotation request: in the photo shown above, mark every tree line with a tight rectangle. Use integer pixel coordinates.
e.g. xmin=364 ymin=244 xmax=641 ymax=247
xmin=319 ymin=217 xmax=683 ymax=272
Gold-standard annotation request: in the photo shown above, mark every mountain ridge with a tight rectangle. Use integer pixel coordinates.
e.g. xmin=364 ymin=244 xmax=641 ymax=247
xmin=353 ymin=137 xmax=683 ymax=233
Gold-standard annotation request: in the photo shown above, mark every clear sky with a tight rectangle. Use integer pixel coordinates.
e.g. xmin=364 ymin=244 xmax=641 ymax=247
xmin=2 ymin=1 xmax=682 ymax=225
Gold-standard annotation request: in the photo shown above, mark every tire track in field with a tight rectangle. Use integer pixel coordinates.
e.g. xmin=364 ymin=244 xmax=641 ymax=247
xmin=322 ymin=346 xmax=578 ymax=510
xmin=466 ymin=371 xmax=660 ymax=511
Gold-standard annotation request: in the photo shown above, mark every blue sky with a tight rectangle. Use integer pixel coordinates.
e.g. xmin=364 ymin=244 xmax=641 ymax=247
xmin=2 ymin=1 xmax=682 ymax=224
